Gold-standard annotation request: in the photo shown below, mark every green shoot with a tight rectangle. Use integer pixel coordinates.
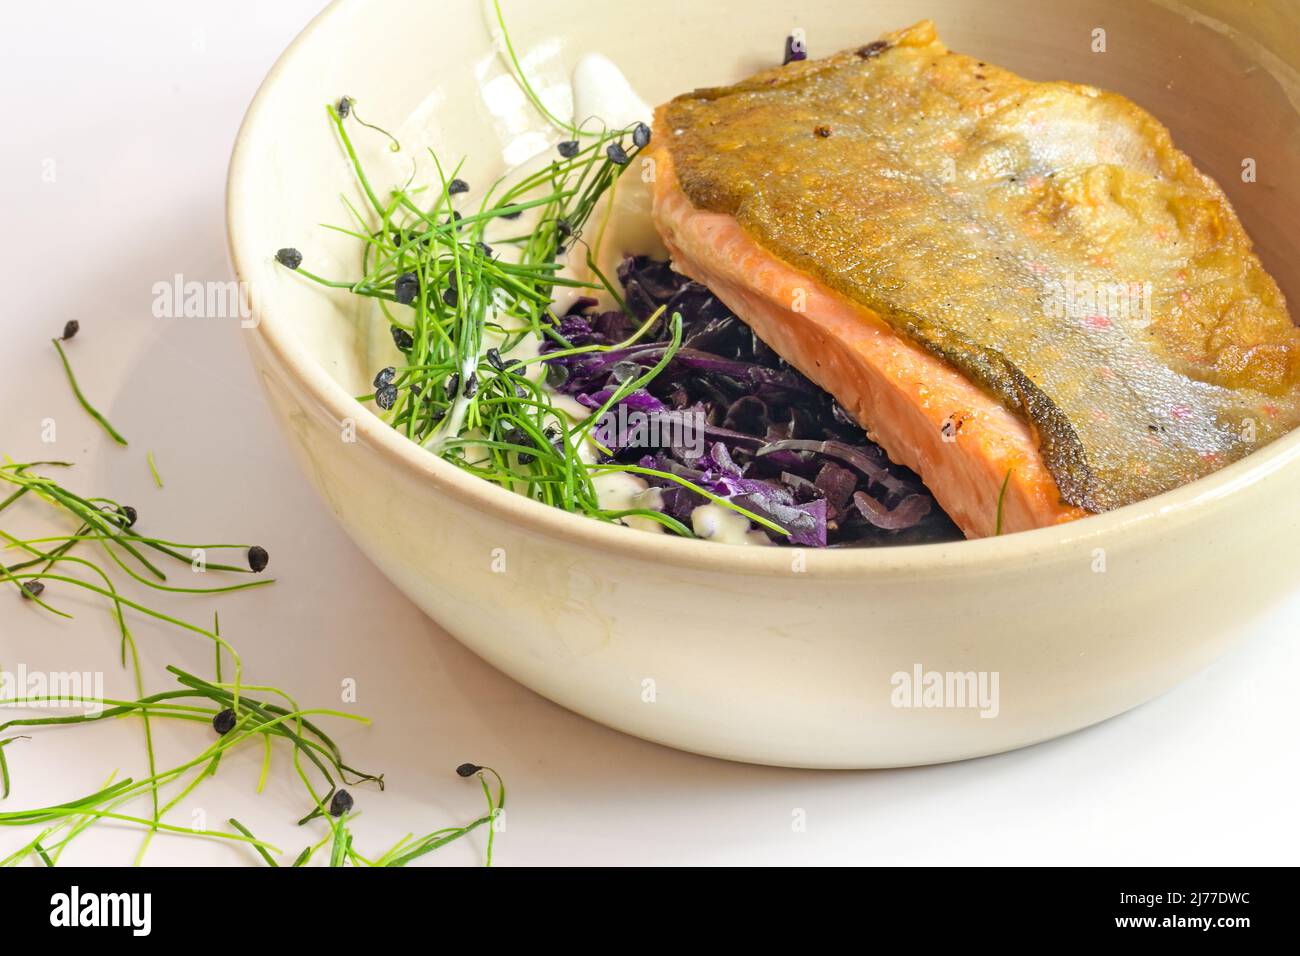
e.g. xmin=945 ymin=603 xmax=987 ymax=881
xmin=147 ymin=450 xmax=164 ymax=489
xmin=51 ymin=338 xmax=128 ymax=446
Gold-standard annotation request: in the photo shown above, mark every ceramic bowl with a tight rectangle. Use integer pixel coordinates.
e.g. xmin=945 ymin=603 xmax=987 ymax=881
xmin=227 ymin=0 xmax=1300 ymax=767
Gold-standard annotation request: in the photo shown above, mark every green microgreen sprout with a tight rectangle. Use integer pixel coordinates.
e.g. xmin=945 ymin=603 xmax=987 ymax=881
xmin=51 ymin=335 xmax=128 ymax=446
xmin=147 ymin=450 xmax=164 ymax=489
xmin=0 ymin=459 xmax=503 ymax=866
xmin=274 ymin=6 xmax=789 ymax=542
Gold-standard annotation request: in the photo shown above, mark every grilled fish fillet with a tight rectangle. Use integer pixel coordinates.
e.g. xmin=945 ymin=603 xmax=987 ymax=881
xmin=650 ymin=20 xmax=1300 ymax=536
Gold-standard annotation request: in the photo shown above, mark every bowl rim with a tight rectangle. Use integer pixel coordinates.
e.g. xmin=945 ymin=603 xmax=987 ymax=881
xmin=225 ymin=0 xmax=1300 ymax=579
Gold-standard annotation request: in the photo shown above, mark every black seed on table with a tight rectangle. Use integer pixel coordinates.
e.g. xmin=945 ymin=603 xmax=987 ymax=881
xmin=451 ymin=210 xmax=463 ymax=222
xmin=456 ymin=763 xmax=482 ymax=778
xmin=329 ymin=789 xmax=354 ymax=817
xmin=375 ymin=384 xmax=398 ymax=410
xmin=442 ymin=286 xmax=458 ymax=308
xmin=606 ymin=141 xmax=630 ymax=165
xmin=247 ymin=545 xmax=269 ymax=573
xmin=500 ymin=205 xmax=523 ymax=220
xmin=212 ymin=708 xmax=236 ymax=735
xmin=394 ymin=271 xmax=419 ymax=305
xmin=391 ymin=326 xmax=413 ymax=352
xmin=61 ymin=320 xmax=80 ymax=341
xmin=557 ymin=140 xmax=580 ymax=158
xmin=336 ymin=96 xmax=352 ymax=118
xmin=120 ymin=504 xmax=138 ymax=528
xmin=632 ymin=122 xmax=651 ymax=148
xmin=274 ymin=247 xmax=303 ymax=270
xmin=373 ymin=366 xmax=396 ymax=389
xmin=486 ymin=348 xmax=505 ymax=371
xmin=20 ymin=581 xmax=45 ymax=599
xmin=783 ymin=35 xmax=807 ymax=65
xmin=476 ymin=241 xmax=494 ymax=258
xmin=447 ymin=178 xmax=469 ymax=195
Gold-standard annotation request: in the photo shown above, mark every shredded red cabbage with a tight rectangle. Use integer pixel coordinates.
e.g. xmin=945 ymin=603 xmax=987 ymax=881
xmin=542 ymin=257 xmax=961 ymax=546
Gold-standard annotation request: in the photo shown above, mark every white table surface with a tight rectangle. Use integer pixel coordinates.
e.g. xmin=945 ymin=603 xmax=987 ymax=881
xmin=1 ymin=0 xmax=1296 ymax=867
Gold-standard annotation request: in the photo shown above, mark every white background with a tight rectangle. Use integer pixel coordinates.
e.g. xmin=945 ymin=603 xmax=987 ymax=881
xmin=0 ymin=0 xmax=1296 ymax=866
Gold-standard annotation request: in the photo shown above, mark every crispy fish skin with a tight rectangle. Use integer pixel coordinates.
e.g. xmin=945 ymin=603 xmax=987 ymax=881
xmin=651 ymin=146 xmax=1089 ymax=537
xmin=659 ymin=20 xmax=1300 ymax=512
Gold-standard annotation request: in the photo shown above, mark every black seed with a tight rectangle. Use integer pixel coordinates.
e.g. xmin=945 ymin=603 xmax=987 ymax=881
xmin=446 ymin=373 xmax=460 ymax=397
xmin=464 ymin=373 xmax=478 ymax=398
xmin=557 ymin=140 xmax=580 ymax=158
xmin=556 ymin=219 xmax=572 ymax=240
xmin=274 ymin=247 xmax=303 ymax=270
xmin=611 ymin=360 xmax=640 ymax=383
xmin=394 ymin=271 xmax=419 ymax=305
xmin=456 ymin=763 xmax=482 ymax=778
xmin=120 ymin=504 xmax=138 ymax=528
xmin=856 ymin=40 xmax=889 ymax=59
xmin=500 ymin=205 xmax=523 ymax=220
xmin=814 ymin=124 xmax=832 ymax=138
xmin=606 ymin=141 xmax=630 ymax=166
xmin=476 ymin=241 xmax=494 ymax=258
xmin=486 ymin=348 xmax=505 ymax=371
xmin=545 ymin=361 xmax=569 ymax=388
xmin=447 ymin=178 xmax=469 ymax=195
xmin=61 ymin=320 xmax=80 ymax=341
xmin=632 ymin=122 xmax=651 ymax=148
xmin=212 ymin=708 xmax=236 ymax=735
xmin=442 ymin=286 xmax=458 ymax=308
xmin=336 ymin=96 xmax=352 ymax=118
xmin=783 ymin=35 xmax=807 ymax=65
xmin=375 ymin=384 xmax=398 ymax=410
xmin=451 ymin=210 xmax=463 ymax=222
xmin=247 ymin=545 xmax=269 ymax=573
xmin=373 ymin=366 xmax=396 ymax=389
xmin=506 ymin=430 xmax=535 ymax=465
xmin=391 ymin=326 xmax=414 ymax=352
xmin=329 ymin=789 xmax=354 ymax=817
xmin=20 ymin=581 xmax=45 ymax=599
xmin=410 ymin=383 xmax=422 ymax=397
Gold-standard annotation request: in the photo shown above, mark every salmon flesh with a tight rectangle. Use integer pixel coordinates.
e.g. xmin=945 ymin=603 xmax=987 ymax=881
xmin=650 ymin=20 xmax=1300 ymax=535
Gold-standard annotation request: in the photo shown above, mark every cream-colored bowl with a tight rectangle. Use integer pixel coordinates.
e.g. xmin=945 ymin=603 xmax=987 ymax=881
xmin=227 ymin=0 xmax=1300 ymax=767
